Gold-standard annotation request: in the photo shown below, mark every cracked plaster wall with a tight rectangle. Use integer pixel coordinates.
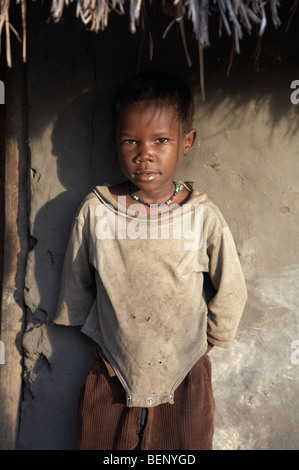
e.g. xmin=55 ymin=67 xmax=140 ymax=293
xmin=17 ymin=3 xmax=299 ymax=450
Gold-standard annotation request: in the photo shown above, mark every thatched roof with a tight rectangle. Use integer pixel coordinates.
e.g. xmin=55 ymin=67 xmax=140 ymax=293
xmin=0 ymin=0 xmax=297 ymax=98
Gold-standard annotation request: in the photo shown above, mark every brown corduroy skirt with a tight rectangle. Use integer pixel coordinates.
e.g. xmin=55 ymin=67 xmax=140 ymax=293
xmin=77 ymin=347 xmax=215 ymax=450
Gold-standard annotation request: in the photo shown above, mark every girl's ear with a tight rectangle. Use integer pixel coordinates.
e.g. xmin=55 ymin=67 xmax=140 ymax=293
xmin=183 ymin=128 xmax=197 ymax=155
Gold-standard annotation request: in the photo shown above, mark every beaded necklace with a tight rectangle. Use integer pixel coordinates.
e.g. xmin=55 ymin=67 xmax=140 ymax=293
xmin=127 ymin=180 xmax=180 ymax=208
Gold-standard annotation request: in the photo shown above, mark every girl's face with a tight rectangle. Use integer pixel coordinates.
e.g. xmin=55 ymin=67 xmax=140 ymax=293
xmin=114 ymin=101 xmax=196 ymax=201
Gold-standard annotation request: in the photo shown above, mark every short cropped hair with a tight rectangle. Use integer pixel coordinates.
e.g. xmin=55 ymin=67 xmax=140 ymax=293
xmin=112 ymin=70 xmax=195 ymax=133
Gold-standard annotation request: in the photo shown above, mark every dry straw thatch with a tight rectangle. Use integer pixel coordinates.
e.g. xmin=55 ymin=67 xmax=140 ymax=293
xmin=0 ymin=0 xmax=297 ymax=95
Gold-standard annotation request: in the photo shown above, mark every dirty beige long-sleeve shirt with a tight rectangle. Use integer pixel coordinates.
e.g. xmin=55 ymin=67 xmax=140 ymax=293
xmin=54 ymin=183 xmax=247 ymax=407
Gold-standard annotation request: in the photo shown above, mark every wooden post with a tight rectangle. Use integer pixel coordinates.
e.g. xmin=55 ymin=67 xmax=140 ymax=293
xmin=0 ymin=43 xmax=28 ymax=449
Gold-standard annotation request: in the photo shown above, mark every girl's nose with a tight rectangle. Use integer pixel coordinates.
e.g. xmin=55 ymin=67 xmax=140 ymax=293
xmin=137 ymin=154 xmax=154 ymax=163
xmin=136 ymin=143 xmax=154 ymax=162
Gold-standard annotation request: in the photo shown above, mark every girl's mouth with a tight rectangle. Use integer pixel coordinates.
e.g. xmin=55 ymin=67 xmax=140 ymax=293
xmin=134 ymin=170 xmax=159 ymax=181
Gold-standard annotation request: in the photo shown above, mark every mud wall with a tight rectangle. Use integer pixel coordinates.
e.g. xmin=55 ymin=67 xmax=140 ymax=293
xmin=16 ymin=3 xmax=299 ymax=449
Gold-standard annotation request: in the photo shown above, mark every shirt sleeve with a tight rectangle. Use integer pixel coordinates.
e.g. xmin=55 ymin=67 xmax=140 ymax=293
xmin=54 ymin=217 xmax=95 ymax=326
xmin=206 ymin=226 xmax=248 ymax=348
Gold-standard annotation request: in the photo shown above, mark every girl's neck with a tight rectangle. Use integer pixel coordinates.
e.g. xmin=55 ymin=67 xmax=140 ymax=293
xmin=109 ymin=181 xmax=191 ymax=214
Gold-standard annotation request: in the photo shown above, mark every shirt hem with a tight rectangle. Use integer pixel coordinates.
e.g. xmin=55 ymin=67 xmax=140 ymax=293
xmin=81 ymin=324 xmax=208 ymax=407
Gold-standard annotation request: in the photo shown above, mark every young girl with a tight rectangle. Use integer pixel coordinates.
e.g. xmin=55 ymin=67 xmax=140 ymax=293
xmin=54 ymin=70 xmax=247 ymax=450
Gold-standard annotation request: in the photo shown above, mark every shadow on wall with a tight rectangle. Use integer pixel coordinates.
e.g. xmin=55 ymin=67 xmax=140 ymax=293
xmin=20 ymin=89 xmax=124 ymax=450
xmin=198 ymin=7 xmax=299 ymax=142
xmin=25 ymin=0 xmax=299 ymax=142
xmin=26 ymin=90 xmax=123 ymax=319
xmin=51 ymin=89 xmax=123 ymax=202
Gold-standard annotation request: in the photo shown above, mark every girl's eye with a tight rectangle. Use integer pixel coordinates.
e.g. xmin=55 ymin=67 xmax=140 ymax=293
xmin=156 ymin=138 xmax=169 ymax=144
xmin=123 ymin=139 xmax=136 ymax=145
